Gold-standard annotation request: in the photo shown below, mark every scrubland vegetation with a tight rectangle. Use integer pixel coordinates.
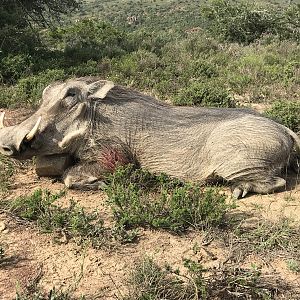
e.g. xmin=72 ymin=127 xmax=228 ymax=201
xmin=1 ymin=0 xmax=300 ymax=127
xmin=1 ymin=0 xmax=300 ymax=299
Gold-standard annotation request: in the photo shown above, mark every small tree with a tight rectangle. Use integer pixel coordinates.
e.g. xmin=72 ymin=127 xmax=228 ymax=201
xmin=0 ymin=0 xmax=80 ymax=54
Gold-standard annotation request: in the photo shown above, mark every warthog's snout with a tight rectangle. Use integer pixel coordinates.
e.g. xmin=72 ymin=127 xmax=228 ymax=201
xmin=0 ymin=113 xmax=42 ymax=159
xmin=0 ymin=143 xmax=18 ymax=156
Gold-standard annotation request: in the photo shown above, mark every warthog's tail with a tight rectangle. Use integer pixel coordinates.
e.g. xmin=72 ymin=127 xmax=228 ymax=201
xmin=276 ymin=123 xmax=300 ymax=168
xmin=284 ymin=126 xmax=300 ymax=154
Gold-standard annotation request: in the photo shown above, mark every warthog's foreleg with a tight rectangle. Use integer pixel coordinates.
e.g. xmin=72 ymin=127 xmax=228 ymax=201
xmin=63 ymin=163 xmax=107 ymax=190
xmin=63 ymin=144 xmax=134 ymax=190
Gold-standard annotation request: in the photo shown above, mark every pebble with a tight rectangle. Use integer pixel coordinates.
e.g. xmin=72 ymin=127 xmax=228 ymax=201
xmin=0 ymin=221 xmax=6 ymax=232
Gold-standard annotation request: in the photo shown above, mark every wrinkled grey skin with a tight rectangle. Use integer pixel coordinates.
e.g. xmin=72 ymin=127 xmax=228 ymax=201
xmin=0 ymin=77 xmax=299 ymax=198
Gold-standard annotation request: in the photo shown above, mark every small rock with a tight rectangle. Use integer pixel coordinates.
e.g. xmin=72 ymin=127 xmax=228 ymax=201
xmin=0 ymin=221 xmax=6 ymax=232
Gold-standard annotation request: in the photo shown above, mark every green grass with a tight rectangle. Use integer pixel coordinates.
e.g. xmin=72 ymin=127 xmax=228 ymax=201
xmin=0 ymin=154 xmax=14 ymax=194
xmin=105 ymin=165 xmax=232 ymax=233
xmin=233 ymin=218 xmax=300 ymax=258
xmin=286 ymin=259 xmax=300 ymax=273
xmin=122 ymin=257 xmax=204 ymax=300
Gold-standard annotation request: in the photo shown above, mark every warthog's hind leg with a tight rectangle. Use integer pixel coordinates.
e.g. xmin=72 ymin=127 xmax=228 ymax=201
xmin=232 ymin=176 xmax=286 ymax=199
xmin=63 ymin=163 xmax=107 ymax=190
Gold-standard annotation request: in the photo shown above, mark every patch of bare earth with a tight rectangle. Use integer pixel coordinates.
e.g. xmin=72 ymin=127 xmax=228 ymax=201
xmin=1 ymin=162 xmax=300 ymax=299
xmin=0 ymin=109 xmax=300 ymax=299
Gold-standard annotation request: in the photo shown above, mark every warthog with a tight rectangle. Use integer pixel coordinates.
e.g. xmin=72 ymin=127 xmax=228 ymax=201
xmin=0 ymin=77 xmax=299 ymax=198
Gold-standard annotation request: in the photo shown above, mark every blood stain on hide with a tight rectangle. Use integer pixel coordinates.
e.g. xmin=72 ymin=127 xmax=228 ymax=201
xmin=97 ymin=147 xmax=131 ymax=172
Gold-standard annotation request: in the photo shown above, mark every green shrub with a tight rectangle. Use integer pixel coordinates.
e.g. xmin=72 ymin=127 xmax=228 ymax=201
xmin=265 ymin=101 xmax=300 ymax=132
xmin=188 ymin=59 xmax=219 ymax=79
xmin=9 ymin=189 xmax=66 ymax=222
xmin=0 ymin=25 xmax=40 ymax=55
xmin=8 ymin=189 xmax=137 ymax=247
xmin=201 ymin=0 xmax=300 ymax=44
xmin=15 ymin=69 xmax=66 ymax=106
xmin=68 ymin=59 xmax=100 ymax=77
xmin=173 ymin=81 xmax=235 ymax=108
xmin=128 ymin=30 xmax=173 ymax=55
xmin=9 ymin=189 xmax=104 ymax=239
xmin=48 ymin=19 xmax=130 ymax=62
xmin=106 ymin=165 xmax=231 ymax=233
xmin=123 ymin=257 xmax=274 ymax=300
xmin=0 ymin=54 xmax=33 ymax=83
xmin=109 ymin=50 xmax=169 ymax=93
xmin=183 ymin=34 xmax=220 ymax=58
xmin=123 ymin=257 xmax=203 ymax=300
xmin=275 ymin=4 xmax=300 ymax=42
xmin=0 ymin=85 xmax=17 ymax=108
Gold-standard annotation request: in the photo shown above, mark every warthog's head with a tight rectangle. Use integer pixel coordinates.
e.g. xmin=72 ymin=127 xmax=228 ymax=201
xmin=0 ymin=78 xmax=114 ymax=160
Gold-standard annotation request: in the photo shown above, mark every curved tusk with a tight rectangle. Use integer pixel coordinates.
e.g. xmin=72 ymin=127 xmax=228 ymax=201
xmin=0 ymin=112 xmax=5 ymax=129
xmin=58 ymin=127 xmax=87 ymax=149
xmin=26 ymin=116 xmax=42 ymax=141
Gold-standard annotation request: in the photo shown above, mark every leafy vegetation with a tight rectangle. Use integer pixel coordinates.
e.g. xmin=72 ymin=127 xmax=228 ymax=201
xmin=0 ymin=0 xmax=79 ymax=56
xmin=173 ymin=81 xmax=235 ymax=107
xmin=286 ymin=259 xmax=300 ymax=273
xmin=0 ymin=154 xmax=14 ymax=193
xmin=8 ymin=189 xmax=137 ymax=248
xmin=0 ymin=0 xmax=299 ymax=118
xmin=201 ymin=0 xmax=300 ymax=44
xmin=122 ymin=257 xmax=278 ymax=300
xmin=106 ymin=165 xmax=232 ymax=233
xmin=265 ymin=100 xmax=300 ymax=131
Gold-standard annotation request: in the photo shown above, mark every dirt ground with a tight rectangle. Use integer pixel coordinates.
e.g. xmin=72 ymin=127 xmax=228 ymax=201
xmin=0 ymin=109 xmax=300 ymax=299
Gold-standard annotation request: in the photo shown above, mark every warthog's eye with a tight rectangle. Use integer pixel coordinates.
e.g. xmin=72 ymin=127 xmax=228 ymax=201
xmin=66 ymin=88 xmax=77 ymax=97
xmin=61 ymin=88 xmax=79 ymax=108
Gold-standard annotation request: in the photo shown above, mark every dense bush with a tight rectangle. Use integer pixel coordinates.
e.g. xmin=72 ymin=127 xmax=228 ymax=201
xmin=15 ymin=69 xmax=67 ymax=105
xmin=47 ymin=19 xmax=130 ymax=62
xmin=0 ymin=1 xmax=299 ymax=109
xmin=201 ymin=0 xmax=300 ymax=44
xmin=265 ymin=101 xmax=300 ymax=132
xmin=0 ymin=54 xmax=33 ymax=84
xmin=106 ymin=165 xmax=231 ymax=233
xmin=0 ymin=25 xmax=41 ymax=55
xmin=173 ymin=81 xmax=235 ymax=107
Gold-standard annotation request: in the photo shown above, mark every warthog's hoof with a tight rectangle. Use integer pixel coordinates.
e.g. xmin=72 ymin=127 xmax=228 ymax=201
xmin=232 ymin=187 xmax=250 ymax=199
xmin=35 ymin=154 xmax=72 ymax=177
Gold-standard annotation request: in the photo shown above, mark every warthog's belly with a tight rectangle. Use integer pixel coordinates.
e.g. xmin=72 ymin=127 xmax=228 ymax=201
xmin=35 ymin=154 xmax=72 ymax=177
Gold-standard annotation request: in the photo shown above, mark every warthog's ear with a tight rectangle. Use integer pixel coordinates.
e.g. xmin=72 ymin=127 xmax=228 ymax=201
xmin=88 ymin=80 xmax=115 ymax=100
xmin=41 ymin=81 xmax=63 ymax=105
